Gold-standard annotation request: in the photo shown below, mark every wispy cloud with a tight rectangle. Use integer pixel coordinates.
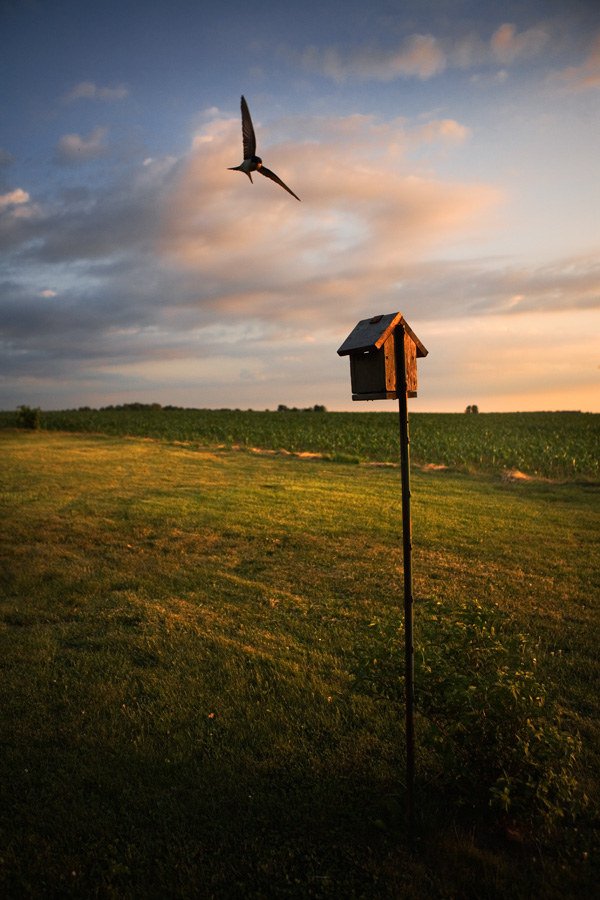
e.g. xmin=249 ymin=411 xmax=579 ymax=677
xmin=283 ymin=22 xmax=551 ymax=84
xmin=55 ymin=126 xmax=109 ymax=164
xmin=285 ymin=34 xmax=445 ymax=84
xmin=400 ymin=254 xmax=600 ymax=320
xmin=63 ymin=81 xmax=129 ymax=102
xmin=490 ymin=24 xmax=549 ymax=65
xmin=553 ymin=32 xmax=600 ymax=91
xmin=415 ymin=119 xmax=471 ymax=145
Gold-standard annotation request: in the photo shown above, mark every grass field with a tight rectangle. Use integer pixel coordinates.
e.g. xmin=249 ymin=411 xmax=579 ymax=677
xmin=1 ymin=425 xmax=599 ymax=899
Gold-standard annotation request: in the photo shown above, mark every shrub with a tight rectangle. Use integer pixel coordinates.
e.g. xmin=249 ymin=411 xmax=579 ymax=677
xmin=351 ymin=598 xmax=587 ymax=832
xmin=16 ymin=405 xmax=41 ymax=430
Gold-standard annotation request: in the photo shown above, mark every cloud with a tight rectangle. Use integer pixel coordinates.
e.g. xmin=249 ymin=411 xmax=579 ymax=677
xmin=55 ymin=126 xmax=109 ymax=164
xmin=63 ymin=81 xmax=129 ymax=102
xmin=20 ymin=160 xmax=177 ymax=265
xmin=288 ymin=34 xmax=446 ymax=83
xmin=392 ymin=253 xmax=600 ymax=321
xmin=2 ymin=108 xmax=598 ymax=412
xmin=554 ymin=32 xmax=600 ymax=91
xmin=0 ymin=188 xmax=29 ymax=206
xmin=158 ymin=112 xmax=500 ymax=331
xmin=475 ymin=256 xmax=600 ymax=316
xmin=0 ymin=110 xmax=499 ymax=392
xmin=0 ymin=188 xmax=37 ymax=245
xmin=5 ymin=109 xmax=597 ymax=339
xmin=415 ymin=119 xmax=471 ymax=145
xmin=283 ymin=22 xmax=551 ymax=84
xmin=490 ymin=24 xmax=549 ymax=65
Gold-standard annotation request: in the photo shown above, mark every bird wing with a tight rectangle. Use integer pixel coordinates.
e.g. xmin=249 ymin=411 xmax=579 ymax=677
xmin=240 ymin=96 xmax=256 ymax=160
xmin=259 ymin=166 xmax=301 ymax=201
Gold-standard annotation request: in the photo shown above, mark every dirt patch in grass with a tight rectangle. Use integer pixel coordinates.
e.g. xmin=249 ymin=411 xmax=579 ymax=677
xmin=502 ymin=468 xmax=535 ymax=483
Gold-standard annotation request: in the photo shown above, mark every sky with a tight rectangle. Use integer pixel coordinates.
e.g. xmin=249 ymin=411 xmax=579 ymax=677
xmin=1 ymin=0 xmax=599 ymax=413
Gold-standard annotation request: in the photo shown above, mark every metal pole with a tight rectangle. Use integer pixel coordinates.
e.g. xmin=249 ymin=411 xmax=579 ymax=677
xmin=395 ymin=325 xmax=415 ymax=834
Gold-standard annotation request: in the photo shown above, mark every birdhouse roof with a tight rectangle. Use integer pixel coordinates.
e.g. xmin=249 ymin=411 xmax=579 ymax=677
xmin=337 ymin=312 xmax=428 ymax=357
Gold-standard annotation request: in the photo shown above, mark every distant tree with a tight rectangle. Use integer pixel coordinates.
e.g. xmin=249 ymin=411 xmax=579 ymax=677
xmin=277 ymin=403 xmax=327 ymax=412
xmin=465 ymin=404 xmax=479 ymax=414
xmin=121 ymin=402 xmax=162 ymax=411
xmin=16 ymin=405 xmax=41 ymax=429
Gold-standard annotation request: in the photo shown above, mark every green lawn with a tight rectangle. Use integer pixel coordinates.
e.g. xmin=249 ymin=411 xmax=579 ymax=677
xmin=1 ymin=431 xmax=598 ymax=899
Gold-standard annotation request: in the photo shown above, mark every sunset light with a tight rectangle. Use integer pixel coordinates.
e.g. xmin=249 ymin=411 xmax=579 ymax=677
xmin=1 ymin=0 xmax=599 ymax=411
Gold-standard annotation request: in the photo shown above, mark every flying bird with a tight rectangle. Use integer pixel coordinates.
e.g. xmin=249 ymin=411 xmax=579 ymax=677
xmin=228 ymin=95 xmax=300 ymax=201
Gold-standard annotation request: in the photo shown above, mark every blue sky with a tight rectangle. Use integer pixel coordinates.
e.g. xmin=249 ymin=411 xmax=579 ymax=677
xmin=1 ymin=0 xmax=599 ymax=412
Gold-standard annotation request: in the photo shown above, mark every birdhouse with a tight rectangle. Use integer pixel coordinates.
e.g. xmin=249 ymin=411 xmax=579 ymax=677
xmin=337 ymin=312 xmax=428 ymax=400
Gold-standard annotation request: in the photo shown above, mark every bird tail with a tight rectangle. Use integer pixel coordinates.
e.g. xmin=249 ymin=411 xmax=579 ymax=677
xmin=227 ymin=166 xmax=253 ymax=183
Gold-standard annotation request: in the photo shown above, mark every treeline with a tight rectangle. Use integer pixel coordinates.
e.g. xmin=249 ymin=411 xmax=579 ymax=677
xmin=277 ymin=404 xmax=327 ymax=413
xmin=74 ymin=402 xmax=328 ymax=413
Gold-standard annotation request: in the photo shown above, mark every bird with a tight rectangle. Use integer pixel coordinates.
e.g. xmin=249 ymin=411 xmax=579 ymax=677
xmin=228 ymin=95 xmax=300 ymax=201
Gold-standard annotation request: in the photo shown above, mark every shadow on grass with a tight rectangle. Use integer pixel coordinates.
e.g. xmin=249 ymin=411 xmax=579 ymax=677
xmin=2 ymin=733 xmax=594 ymax=900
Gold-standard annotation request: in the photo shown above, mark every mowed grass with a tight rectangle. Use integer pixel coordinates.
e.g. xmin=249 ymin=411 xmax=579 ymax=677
xmin=1 ymin=430 xmax=599 ymax=899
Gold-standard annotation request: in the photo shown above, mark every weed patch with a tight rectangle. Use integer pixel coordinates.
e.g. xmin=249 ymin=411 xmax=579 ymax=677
xmin=352 ymin=598 xmax=588 ymax=834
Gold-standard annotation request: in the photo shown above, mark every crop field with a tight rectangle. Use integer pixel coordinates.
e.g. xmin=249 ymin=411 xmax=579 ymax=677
xmin=1 ymin=421 xmax=599 ymax=899
xmin=3 ymin=406 xmax=599 ymax=480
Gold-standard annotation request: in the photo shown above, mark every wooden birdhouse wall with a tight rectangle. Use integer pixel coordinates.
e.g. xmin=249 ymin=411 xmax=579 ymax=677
xmin=350 ymin=336 xmax=396 ymax=396
xmin=348 ymin=331 xmax=419 ymax=398
xmin=337 ymin=312 xmax=427 ymax=401
xmin=404 ymin=331 xmax=418 ymax=394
